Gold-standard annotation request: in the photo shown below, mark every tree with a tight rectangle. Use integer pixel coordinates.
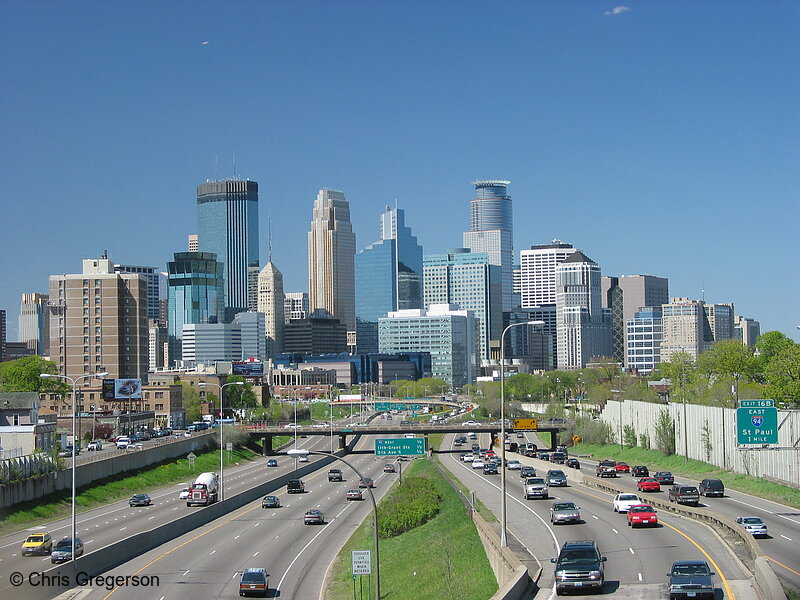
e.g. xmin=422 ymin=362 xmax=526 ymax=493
xmin=223 ymin=375 xmax=259 ymax=412
xmin=654 ymin=409 xmax=676 ymax=455
xmin=506 ymin=373 xmax=535 ymax=401
xmin=697 ymin=339 xmax=757 ymax=380
xmin=180 ymin=382 xmax=203 ymax=423
xmin=755 ymin=331 xmax=796 ymax=363
xmin=0 ymin=356 xmax=68 ymax=393
xmin=764 ymin=345 xmax=800 ymax=407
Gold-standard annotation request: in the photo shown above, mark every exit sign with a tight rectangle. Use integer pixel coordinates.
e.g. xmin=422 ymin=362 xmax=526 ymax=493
xmin=375 ymin=438 xmax=426 ymax=456
xmin=737 ymin=406 xmax=778 ymax=445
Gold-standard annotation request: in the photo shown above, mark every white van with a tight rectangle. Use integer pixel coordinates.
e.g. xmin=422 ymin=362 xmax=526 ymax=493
xmin=116 ymin=436 xmax=131 ymax=449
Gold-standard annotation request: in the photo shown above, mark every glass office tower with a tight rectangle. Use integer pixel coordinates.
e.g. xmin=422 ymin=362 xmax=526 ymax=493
xmin=197 ymin=179 xmax=259 ymax=320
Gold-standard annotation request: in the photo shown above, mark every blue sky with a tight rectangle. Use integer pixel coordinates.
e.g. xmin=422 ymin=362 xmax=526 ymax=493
xmin=1 ymin=1 xmax=798 ymax=341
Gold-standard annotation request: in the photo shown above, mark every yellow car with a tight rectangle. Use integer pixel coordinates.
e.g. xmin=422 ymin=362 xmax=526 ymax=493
xmin=21 ymin=532 xmax=53 ymax=556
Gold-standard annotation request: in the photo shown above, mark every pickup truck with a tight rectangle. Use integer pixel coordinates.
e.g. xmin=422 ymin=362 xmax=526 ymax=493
xmin=596 ymin=459 xmax=618 ymax=478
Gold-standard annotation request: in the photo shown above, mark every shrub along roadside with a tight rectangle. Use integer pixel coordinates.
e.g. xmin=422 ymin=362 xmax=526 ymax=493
xmin=325 ymin=459 xmax=497 ymax=600
xmin=573 ymin=442 xmax=800 ymax=509
xmin=0 ymin=447 xmax=256 ymax=536
xmin=377 ymin=476 xmax=441 ymax=538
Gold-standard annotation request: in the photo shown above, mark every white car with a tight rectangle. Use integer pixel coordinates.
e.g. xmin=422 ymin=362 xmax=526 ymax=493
xmin=462 ymin=453 xmax=475 ymax=462
xmin=298 ymin=455 xmax=309 ymax=462
xmin=87 ymin=440 xmax=103 ymax=451
xmin=472 ymin=460 xmax=485 ymax=469
xmin=612 ymin=493 xmax=642 ymax=513
xmin=283 ymin=423 xmax=300 ymax=429
xmin=404 ymin=433 xmax=416 ymax=439
xmin=115 ymin=436 xmax=131 ymax=449
xmin=506 ymin=460 xmax=522 ymax=470
xmin=179 ymin=488 xmax=190 ymax=500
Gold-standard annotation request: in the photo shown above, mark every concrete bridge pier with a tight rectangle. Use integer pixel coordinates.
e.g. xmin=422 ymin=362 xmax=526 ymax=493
xmin=261 ymin=435 xmax=272 ymax=455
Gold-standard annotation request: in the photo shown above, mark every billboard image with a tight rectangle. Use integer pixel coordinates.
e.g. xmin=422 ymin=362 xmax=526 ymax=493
xmin=232 ymin=361 xmax=264 ymax=376
xmin=115 ymin=379 xmax=142 ymax=399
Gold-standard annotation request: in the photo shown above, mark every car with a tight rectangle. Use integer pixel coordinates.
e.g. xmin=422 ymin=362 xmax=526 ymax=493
xmin=57 ymin=448 xmax=73 ymax=458
xmin=551 ymin=540 xmax=606 ymax=595
xmin=283 ymin=423 xmax=300 ymax=429
xmin=654 ymin=471 xmax=675 ymax=485
xmin=261 ymin=495 xmax=280 ymax=508
xmin=21 ymin=532 xmax=52 ymax=556
xmin=520 ymin=466 xmax=537 ymax=478
xmin=129 ymin=494 xmax=152 ymax=507
xmin=627 ymin=504 xmax=658 ymax=527
xmin=404 ymin=433 xmax=416 ymax=439
xmin=615 ymin=461 xmax=631 ymax=473
xmin=462 ymin=453 xmax=475 ymax=462
xmin=596 ymin=459 xmax=617 ymax=477
xmin=524 ymin=477 xmax=549 ymax=500
xmin=483 ymin=463 xmax=499 ymax=474
xmin=516 ymin=432 xmax=525 ymax=438
xmin=297 ymin=455 xmax=309 ymax=462
xmin=612 ymin=493 xmax=642 ymax=513
xmin=506 ymin=460 xmax=522 ymax=470
xmin=566 ymin=457 xmax=580 ymax=469
xmin=328 ymin=468 xmax=343 ymax=481
xmin=127 ymin=442 xmax=144 ymax=451
xmin=736 ymin=516 xmax=768 ymax=537
xmin=51 ymin=537 xmax=84 ymax=563
xmin=266 ymin=459 xmax=278 ymax=467
xmin=667 ymin=560 xmax=714 ymax=599
xmin=637 ymin=478 xmax=661 ymax=493
xmin=550 ymin=502 xmax=581 ymax=525
xmin=458 ymin=452 xmax=468 ymax=461
xmin=179 ymin=487 xmax=190 ymax=500
xmin=546 ymin=469 xmax=568 ymax=487
xmin=239 ymin=567 xmax=269 ymax=597
xmin=287 ymin=479 xmax=305 ymax=494
xmin=669 ymin=485 xmax=700 ymax=506
xmin=631 ymin=465 xmax=650 ymax=477
xmin=471 ymin=459 xmax=485 ymax=469
xmin=550 ymin=451 xmax=566 ymax=464
xmin=699 ymin=478 xmax=725 ymax=497
xmin=383 ymin=463 xmax=396 ymax=473
xmin=87 ymin=440 xmax=103 ymax=451
xmin=346 ymin=489 xmax=364 ymax=501
xmin=304 ymin=509 xmax=325 ymax=524
xmin=358 ymin=477 xmax=375 ymax=488
xmin=538 ymin=452 xmax=550 ymax=461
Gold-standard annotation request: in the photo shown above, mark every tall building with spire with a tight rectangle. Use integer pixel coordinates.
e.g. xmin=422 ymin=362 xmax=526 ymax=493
xmin=463 ymin=180 xmax=514 ymax=311
xmin=196 ymin=179 xmax=259 ymax=320
xmin=308 ymin=189 xmax=356 ymax=333
xmin=258 ymin=260 xmax=285 ymax=359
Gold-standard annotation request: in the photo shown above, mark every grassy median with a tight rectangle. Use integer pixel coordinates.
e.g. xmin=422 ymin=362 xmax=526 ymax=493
xmin=0 ymin=447 xmax=256 ymax=536
xmin=572 ymin=442 xmax=800 ymax=509
xmin=324 ymin=458 xmax=498 ymax=600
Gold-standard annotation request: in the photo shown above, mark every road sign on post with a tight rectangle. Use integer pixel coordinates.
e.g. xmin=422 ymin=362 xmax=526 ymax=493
xmin=375 ymin=438 xmax=426 ymax=456
xmin=737 ymin=403 xmax=778 ymax=445
xmin=352 ymin=550 xmax=371 ymax=575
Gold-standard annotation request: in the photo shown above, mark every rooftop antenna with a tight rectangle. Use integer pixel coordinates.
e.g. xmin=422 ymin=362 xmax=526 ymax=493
xmin=268 ymin=213 xmax=273 ymax=263
xmin=214 ymin=154 xmax=219 ymax=181
xmin=701 ymin=281 xmax=705 ymax=302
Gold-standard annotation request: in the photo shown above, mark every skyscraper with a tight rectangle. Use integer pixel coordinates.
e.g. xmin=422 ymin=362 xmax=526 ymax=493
xmin=19 ymin=293 xmax=50 ymax=355
xmin=284 ymin=292 xmax=309 ymax=322
xmin=258 ymin=261 xmax=285 ymax=358
xmin=197 ymin=179 xmax=259 ymax=320
xmin=702 ymin=303 xmax=735 ymax=350
xmin=166 ymin=252 xmax=225 ymax=364
xmin=555 ymin=251 xmax=612 ymax=370
xmin=660 ymin=298 xmax=705 ymax=362
xmin=463 ymin=180 xmax=514 ymax=311
xmin=734 ymin=315 xmax=761 ymax=348
xmin=423 ymin=248 xmax=501 ymax=361
xmin=601 ymin=275 xmax=669 ymax=367
xmin=308 ymin=189 xmax=356 ymax=332
xmin=49 ymin=257 xmax=149 ymax=380
xmin=626 ymin=307 xmax=663 ymax=374
xmin=114 ymin=264 xmax=166 ymax=323
xmin=355 ymin=207 xmax=423 ymax=353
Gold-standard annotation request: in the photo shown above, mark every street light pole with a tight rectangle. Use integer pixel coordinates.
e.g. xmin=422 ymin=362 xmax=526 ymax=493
xmin=41 ymin=371 xmax=107 ymax=565
xmin=289 ymin=449 xmax=381 ymax=600
xmin=199 ymin=380 xmax=244 ymax=502
xmin=499 ymin=320 xmax=545 ymax=548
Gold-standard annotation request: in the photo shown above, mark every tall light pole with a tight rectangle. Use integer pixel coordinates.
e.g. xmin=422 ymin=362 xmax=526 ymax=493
xmin=41 ymin=371 xmax=107 ymax=564
xmin=289 ymin=448 xmax=381 ymax=600
xmin=199 ymin=380 xmax=244 ymax=501
xmin=500 ymin=320 xmax=545 ymax=547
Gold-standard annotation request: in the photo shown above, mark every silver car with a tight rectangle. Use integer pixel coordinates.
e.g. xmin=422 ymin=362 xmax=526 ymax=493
xmin=550 ymin=501 xmax=581 ymax=524
xmin=736 ymin=516 xmax=768 ymax=537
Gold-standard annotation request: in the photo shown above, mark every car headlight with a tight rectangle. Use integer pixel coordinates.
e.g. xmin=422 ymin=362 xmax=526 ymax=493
xmin=670 ymin=584 xmax=682 ymax=590
xmin=554 ymin=570 xmax=567 ymax=579
xmin=588 ymin=571 xmax=601 ymax=579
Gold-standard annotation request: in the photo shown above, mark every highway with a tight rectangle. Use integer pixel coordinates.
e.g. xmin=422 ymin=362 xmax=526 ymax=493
xmin=57 ymin=434 xmax=396 ymax=599
xmin=442 ymin=431 xmax=759 ymax=599
xmin=570 ymin=450 xmax=800 ymax=593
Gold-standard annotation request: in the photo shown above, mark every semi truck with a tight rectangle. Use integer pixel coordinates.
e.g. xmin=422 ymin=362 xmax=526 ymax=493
xmin=187 ymin=472 xmax=219 ymax=506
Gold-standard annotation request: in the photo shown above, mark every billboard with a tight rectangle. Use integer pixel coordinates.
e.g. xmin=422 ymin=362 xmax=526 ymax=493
xmin=102 ymin=378 xmax=142 ymax=400
xmin=232 ymin=361 xmax=264 ymax=376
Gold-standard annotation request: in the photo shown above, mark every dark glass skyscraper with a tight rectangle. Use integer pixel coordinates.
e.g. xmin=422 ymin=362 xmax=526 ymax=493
xmin=197 ymin=179 xmax=259 ymax=320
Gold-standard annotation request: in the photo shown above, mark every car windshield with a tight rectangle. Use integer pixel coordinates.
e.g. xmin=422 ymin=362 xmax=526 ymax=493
xmin=527 ymin=478 xmax=545 ymax=484
xmin=630 ymin=505 xmax=653 ymax=513
xmin=742 ymin=518 xmax=763 ymax=525
xmin=55 ymin=540 xmax=73 ymax=549
xmin=672 ymin=564 xmax=709 ymax=576
xmin=549 ymin=471 xmax=565 ymax=477
xmin=553 ymin=503 xmax=576 ymax=511
xmin=26 ymin=535 xmax=44 ymax=543
xmin=619 ymin=494 xmax=638 ymax=501
xmin=560 ymin=549 xmax=598 ymax=564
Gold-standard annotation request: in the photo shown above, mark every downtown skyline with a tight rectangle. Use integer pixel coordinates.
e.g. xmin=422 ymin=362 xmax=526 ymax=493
xmin=1 ymin=1 xmax=798 ymax=342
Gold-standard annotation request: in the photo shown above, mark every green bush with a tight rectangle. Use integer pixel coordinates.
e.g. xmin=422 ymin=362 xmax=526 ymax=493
xmin=377 ymin=476 xmax=442 ymax=538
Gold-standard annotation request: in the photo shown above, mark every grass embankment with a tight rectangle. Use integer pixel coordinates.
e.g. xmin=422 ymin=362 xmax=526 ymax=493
xmin=573 ymin=442 xmax=800 ymax=509
xmin=325 ymin=458 xmax=498 ymax=600
xmin=0 ymin=447 xmax=256 ymax=536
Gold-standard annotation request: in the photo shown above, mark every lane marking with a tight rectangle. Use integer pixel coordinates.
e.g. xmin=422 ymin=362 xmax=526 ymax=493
xmin=766 ymin=556 xmax=800 ymax=578
xmin=638 ymin=572 xmax=642 ymax=581
xmin=629 ymin=547 xmax=635 ymax=555
xmin=780 ymin=535 xmax=792 ymax=541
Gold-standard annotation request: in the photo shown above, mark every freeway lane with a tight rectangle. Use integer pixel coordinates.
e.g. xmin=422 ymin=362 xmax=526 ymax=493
xmin=570 ymin=451 xmax=800 ymax=592
xmin=0 ymin=432 xmax=336 ymax=595
xmin=444 ymin=432 xmax=758 ymax=599
xmin=67 ymin=434 xmax=397 ymax=600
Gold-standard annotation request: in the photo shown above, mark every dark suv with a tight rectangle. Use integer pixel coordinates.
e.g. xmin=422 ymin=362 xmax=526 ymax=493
xmin=699 ymin=478 xmax=725 ymax=497
xmin=287 ymin=479 xmax=305 ymax=494
xmin=669 ymin=485 xmax=700 ymax=506
xmin=667 ymin=560 xmax=714 ymax=599
xmin=551 ymin=540 xmax=606 ymax=595
xmin=328 ymin=469 xmax=343 ymax=482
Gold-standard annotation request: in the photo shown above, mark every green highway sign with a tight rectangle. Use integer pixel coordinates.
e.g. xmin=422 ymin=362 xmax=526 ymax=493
xmin=375 ymin=402 xmax=391 ymax=411
xmin=740 ymin=399 xmax=775 ymax=408
xmin=410 ymin=404 xmax=422 ymax=410
xmin=737 ymin=406 xmax=778 ymax=445
xmin=375 ymin=438 xmax=426 ymax=456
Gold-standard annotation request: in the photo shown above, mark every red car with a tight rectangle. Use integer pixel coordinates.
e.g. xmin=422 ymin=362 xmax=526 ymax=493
xmin=637 ymin=478 xmax=661 ymax=493
xmin=627 ymin=504 xmax=658 ymax=528
xmin=615 ymin=461 xmax=631 ymax=473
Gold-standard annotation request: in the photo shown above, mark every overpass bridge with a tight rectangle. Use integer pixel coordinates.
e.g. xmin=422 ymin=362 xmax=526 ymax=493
xmin=243 ymin=422 xmax=566 ymax=454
